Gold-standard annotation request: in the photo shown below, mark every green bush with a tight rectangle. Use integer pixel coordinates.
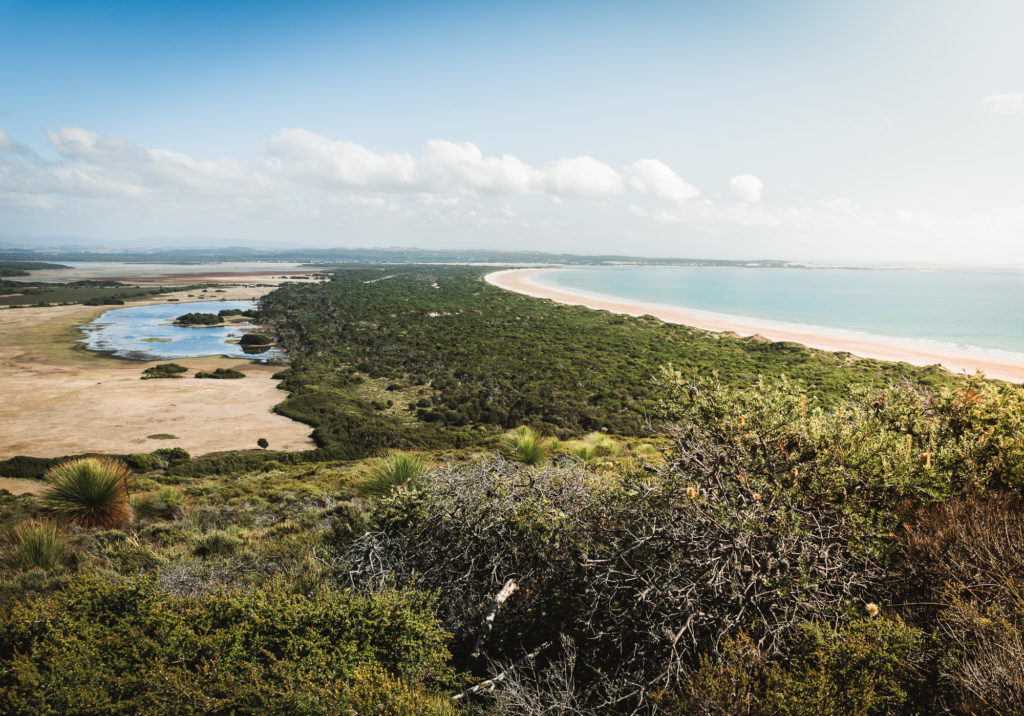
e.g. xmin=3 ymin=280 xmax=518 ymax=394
xmin=0 ymin=576 xmax=454 ymax=712
xmin=173 ymin=312 xmax=221 ymax=325
xmin=40 ymin=457 xmax=133 ymax=528
xmin=667 ymin=618 xmax=925 ymax=715
xmin=195 ymin=367 xmax=245 ymax=379
xmin=239 ymin=333 xmax=274 ymax=346
xmin=133 ymin=486 xmax=186 ymax=521
xmin=193 ymin=529 xmax=241 ymax=556
xmin=141 ymin=363 xmax=189 ymax=379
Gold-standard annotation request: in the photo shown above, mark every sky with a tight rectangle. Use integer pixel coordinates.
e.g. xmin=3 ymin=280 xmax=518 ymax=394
xmin=1 ymin=0 xmax=1023 ymax=264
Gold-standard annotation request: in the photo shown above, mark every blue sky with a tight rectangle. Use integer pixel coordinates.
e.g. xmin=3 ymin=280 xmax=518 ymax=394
xmin=2 ymin=0 xmax=1024 ymax=262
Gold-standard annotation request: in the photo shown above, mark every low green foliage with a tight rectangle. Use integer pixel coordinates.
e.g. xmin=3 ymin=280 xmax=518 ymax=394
xmin=0 ymin=576 xmax=455 ymax=713
xmin=141 ymin=363 xmax=189 ymax=379
xmin=239 ymin=332 xmax=274 ymax=346
xmin=669 ymin=619 xmax=926 ymax=715
xmin=193 ymin=529 xmax=241 ymax=556
xmin=133 ymin=486 xmax=185 ymax=521
xmin=194 ymin=367 xmax=245 ymax=379
xmin=173 ymin=312 xmax=222 ymax=325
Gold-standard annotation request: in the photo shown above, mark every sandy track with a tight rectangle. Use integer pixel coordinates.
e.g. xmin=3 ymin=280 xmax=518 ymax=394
xmin=0 ymin=282 xmax=317 ymax=464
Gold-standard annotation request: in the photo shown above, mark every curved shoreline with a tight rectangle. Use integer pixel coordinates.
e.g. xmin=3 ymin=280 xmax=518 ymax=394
xmin=485 ymin=268 xmax=1024 ymax=384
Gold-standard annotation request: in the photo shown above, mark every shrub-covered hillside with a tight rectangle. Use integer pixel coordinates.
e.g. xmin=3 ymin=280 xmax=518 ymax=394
xmin=3 ymin=372 xmax=1023 ymax=713
xmin=260 ymin=266 xmax=953 ymax=456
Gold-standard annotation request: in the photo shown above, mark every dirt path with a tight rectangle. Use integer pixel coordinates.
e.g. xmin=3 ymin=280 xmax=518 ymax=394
xmin=0 ymin=282 xmax=317 ymax=464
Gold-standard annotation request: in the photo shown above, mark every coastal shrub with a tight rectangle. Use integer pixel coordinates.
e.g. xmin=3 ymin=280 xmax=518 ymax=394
xmin=339 ymin=454 xmax=890 ymax=711
xmin=193 ymin=529 xmax=241 ymax=556
xmin=663 ymin=619 xmax=926 ymax=715
xmin=133 ymin=486 xmax=186 ymax=521
xmin=258 ymin=267 xmax=956 ymax=456
xmin=40 ymin=457 xmax=133 ymax=529
xmin=141 ymin=362 xmax=188 ymax=379
xmin=358 ymin=451 xmax=428 ymax=498
xmin=894 ymin=494 xmax=1024 ymax=712
xmin=195 ymin=367 xmax=245 ymax=379
xmin=0 ymin=576 xmax=454 ymax=713
xmin=2 ymin=520 xmax=76 ymax=572
xmin=257 ymin=437 xmax=269 ymax=449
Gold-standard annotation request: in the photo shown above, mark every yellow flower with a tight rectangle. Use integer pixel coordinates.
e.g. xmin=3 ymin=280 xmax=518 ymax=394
xmin=752 ymin=492 xmax=761 ymax=501
xmin=686 ymin=486 xmax=697 ymax=499
xmin=866 ymin=602 xmax=880 ymax=617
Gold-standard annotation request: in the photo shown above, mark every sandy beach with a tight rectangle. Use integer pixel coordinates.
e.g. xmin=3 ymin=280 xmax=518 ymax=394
xmin=486 ymin=268 xmax=1024 ymax=384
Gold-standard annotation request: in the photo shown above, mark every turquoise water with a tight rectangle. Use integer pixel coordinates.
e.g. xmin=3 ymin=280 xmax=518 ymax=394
xmin=533 ymin=266 xmax=1024 ymax=358
xmin=78 ymin=300 xmax=281 ymax=361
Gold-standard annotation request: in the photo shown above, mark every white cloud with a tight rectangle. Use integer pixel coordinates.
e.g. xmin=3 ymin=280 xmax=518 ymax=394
xmin=0 ymin=129 xmax=12 ymax=151
xmin=542 ymin=156 xmax=624 ymax=196
xmin=729 ymin=174 xmax=763 ymax=202
xmin=266 ymin=129 xmax=418 ymax=189
xmin=421 ymin=139 xmax=542 ymax=194
xmin=983 ymin=92 xmax=1024 ymax=116
xmin=625 ymin=159 xmax=699 ymax=202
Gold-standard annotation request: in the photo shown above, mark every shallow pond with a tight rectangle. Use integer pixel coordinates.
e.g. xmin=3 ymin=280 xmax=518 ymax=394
xmin=78 ymin=300 xmax=283 ymax=361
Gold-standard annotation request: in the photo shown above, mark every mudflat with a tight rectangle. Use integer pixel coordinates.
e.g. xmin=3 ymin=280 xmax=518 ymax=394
xmin=0 ymin=283 xmax=316 ymax=463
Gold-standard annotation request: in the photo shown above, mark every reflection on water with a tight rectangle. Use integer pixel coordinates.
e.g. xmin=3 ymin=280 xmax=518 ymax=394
xmin=78 ymin=300 xmax=283 ymax=361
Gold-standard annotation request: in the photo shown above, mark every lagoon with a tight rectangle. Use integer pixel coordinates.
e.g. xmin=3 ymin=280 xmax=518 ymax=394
xmin=78 ymin=300 xmax=282 ymax=361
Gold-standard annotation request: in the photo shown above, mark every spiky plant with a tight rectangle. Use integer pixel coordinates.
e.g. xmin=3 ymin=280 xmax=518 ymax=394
xmin=41 ymin=457 xmax=133 ymax=528
xmin=571 ymin=444 xmax=598 ymax=462
xmin=359 ymin=452 xmax=428 ymax=497
xmin=503 ymin=427 xmax=548 ymax=466
xmin=3 ymin=520 xmax=76 ymax=571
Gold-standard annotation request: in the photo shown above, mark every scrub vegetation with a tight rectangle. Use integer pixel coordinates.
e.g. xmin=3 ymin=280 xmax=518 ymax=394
xmin=259 ymin=266 xmax=952 ymax=458
xmin=0 ymin=280 xmax=210 ymax=307
xmin=141 ymin=363 xmax=189 ymax=379
xmin=1 ymin=266 xmax=1022 ymax=713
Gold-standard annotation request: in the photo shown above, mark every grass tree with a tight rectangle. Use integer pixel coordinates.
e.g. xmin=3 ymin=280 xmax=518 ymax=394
xmin=359 ymin=452 xmax=428 ymax=498
xmin=3 ymin=520 xmax=76 ymax=571
xmin=502 ymin=426 xmax=548 ymax=466
xmin=41 ymin=457 xmax=133 ymax=528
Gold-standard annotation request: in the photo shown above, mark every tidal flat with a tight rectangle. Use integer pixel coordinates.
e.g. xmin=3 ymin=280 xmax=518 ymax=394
xmin=0 ymin=286 xmax=315 ymax=462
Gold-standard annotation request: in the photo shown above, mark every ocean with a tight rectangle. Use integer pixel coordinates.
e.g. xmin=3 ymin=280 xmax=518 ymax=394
xmin=532 ymin=266 xmax=1024 ymax=359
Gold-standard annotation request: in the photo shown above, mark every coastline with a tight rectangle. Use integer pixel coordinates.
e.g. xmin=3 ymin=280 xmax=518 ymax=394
xmin=485 ymin=268 xmax=1024 ymax=384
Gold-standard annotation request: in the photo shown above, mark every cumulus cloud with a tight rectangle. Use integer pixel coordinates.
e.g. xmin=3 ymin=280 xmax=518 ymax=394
xmin=543 ymin=156 xmax=624 ymax=196
xmin=266 ymin=129 xmax=418 ymax=189
xmin=983 ymin=92 xmax=1024 ymax=116
xmin=1 ymin=126 xmax=719 ymax=234
xmin=625 ymin=159 xmax=700 ymax=202
xmin=729 ymin=174 xmax=763 ymax=202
